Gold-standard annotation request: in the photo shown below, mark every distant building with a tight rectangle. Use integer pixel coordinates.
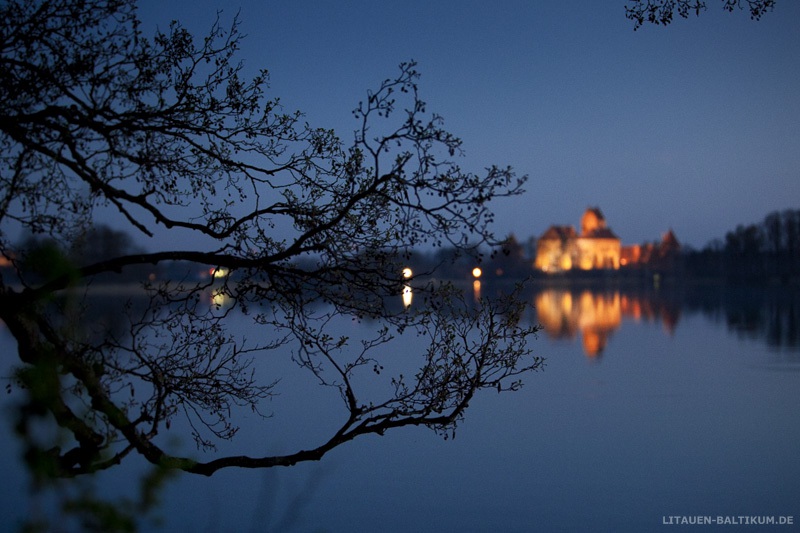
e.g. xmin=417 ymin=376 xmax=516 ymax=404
xmin=534 ymin=207 xmax=621 ymax=272
xmin=620 ymin=229 xmax=681 ymax=272
xmin=534 ymin=207 xmax=680 ymax=274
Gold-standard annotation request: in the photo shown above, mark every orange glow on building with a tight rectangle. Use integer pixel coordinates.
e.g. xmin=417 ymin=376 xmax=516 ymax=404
xmin=620 ymin=229 xmax=681 ymax=272
xmin=535 ymin=208 xmax=680 ymax=274
xmin=534 ymin=207 xmax=621 ymax=273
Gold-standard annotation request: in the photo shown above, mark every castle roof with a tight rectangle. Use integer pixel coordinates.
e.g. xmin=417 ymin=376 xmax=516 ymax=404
xmin=585 ymin=207 xmax=605 ymax=220
xmin=539 ymin=225 xmax=578 ymax=240
xmin=582 ymin=227 xmax=619 ymax=240
xmin=662 ymin=229 xmax=680 ymax=247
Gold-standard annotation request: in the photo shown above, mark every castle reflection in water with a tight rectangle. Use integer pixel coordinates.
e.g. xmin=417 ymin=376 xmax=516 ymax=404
xmin=533 ymin=289 xmax=680 ymax=357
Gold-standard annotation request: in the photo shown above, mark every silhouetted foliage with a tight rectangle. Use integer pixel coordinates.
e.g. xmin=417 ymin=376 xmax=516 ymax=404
xmin=625 ymin=0 xmax=776 ymax=29
xmin=486 ymin=234 xmax=532 ymax=280
xmin=683 ymin=209 xmax=800 ymax=283
xmin=0 ymin=0 xmax=542 ymax=524
xmin=16 ymin=225 xmax=146 ymax=285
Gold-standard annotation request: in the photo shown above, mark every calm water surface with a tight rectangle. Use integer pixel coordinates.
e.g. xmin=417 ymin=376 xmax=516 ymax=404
xmin=1 ymin=284 xmax=799 ymax=532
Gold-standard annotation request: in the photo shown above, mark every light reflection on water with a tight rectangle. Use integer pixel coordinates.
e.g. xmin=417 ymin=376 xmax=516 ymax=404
xmin=402 ymin=282 xmax=800 ymax=358
xmin=402 ymin=284 xmax=413 ymax=308
xmin=2 ymin=283 xmax=799 ymax=531
xmin=530 ymin=283 xmax=798 ymax=359
xmin=533 ymin=288 xmax=680 ymax=357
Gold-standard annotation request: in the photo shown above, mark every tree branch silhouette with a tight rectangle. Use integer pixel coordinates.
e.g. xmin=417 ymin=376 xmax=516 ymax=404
xmin=625 ymin=0 xmax=775 ymax=29
xmin=0 ymin=0 xmax=542 ymax=488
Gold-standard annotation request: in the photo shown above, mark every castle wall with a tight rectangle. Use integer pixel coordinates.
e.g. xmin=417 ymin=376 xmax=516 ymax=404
xmin=534 ymin=208 xmax=623 ymax=272
xmin=576 ymin=237 xmax=621 ymax=270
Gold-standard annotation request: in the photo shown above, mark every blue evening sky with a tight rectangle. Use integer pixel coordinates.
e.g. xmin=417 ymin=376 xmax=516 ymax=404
xmin=137 ymin=1 xmax=800 ymax=250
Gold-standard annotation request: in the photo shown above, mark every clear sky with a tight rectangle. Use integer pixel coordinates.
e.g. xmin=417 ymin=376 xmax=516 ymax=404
xmin=136 ymin=1 xmax=800 ymax=250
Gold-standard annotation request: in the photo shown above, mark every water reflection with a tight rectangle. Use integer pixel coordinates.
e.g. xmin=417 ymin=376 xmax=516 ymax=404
xmin=472 ymin=280 xmax=481 ymax=301
xmin=534 ymin=284 xmax=800 ymax=356
xmin=392 ymin=282 xmax=800 ymax=356
xmin=402 ymin=285 xmax=413 ymax=308
xmin=472 ymin=267 xmax=482 ymax=302
xmin=211 ymin=287 xmax=232 ymax=309
xmin=535 ymin=290 xmax=629 ymax=357
xmin=3 ymin=282 xmax=799 ymax=531
xmin=683 ymin=284 xmax=800 ymax=350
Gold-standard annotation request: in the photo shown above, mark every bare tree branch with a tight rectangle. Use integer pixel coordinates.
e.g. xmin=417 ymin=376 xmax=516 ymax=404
xmin=0 ymin=0 xmax=541 ymax=497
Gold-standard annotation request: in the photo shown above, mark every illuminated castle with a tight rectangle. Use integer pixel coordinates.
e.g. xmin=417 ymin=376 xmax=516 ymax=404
xmin=535 ymin=207 xmax=621 ymax=272
xmin=534 ymin=207 xmax=680 ymax=273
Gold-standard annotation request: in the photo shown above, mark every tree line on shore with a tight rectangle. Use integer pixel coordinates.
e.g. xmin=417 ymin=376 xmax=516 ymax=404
xmin=683 ymin=208 xmax=800 ymax=284
xmin=7 ymin=208 xmax=799 ymax=286
xmin=405 ymin=208 xmax=800 ymax=285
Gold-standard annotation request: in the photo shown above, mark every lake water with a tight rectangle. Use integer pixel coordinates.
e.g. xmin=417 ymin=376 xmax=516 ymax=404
xmin=1 ymin=283 xmax=799 ymax=532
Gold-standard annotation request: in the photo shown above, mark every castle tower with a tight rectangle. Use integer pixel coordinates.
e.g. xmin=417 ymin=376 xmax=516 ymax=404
xmin=581 ymin=207 xmax=606 ymax=236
